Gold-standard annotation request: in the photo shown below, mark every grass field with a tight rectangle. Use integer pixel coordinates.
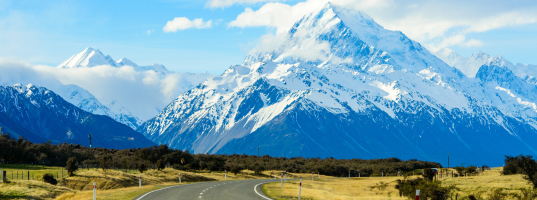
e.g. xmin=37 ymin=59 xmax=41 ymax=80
xmin=263 ymin=168 xmax=534 ymax=200
xmin=1 ymin=165 xmax=534 ymax=200
xmin=0 ymin=164 xmax=284 ymax=199
xmin=0 ymin=164 xmax=69 ymax=181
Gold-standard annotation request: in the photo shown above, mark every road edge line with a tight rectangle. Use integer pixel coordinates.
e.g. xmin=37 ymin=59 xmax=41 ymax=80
xmin=254 ymin=182 xmax=273 ymax=200
xmin=134 ymin=182 xmax=203 ymax=200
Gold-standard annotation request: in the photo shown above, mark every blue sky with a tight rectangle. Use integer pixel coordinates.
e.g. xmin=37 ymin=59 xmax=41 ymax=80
xmin=1 ymin=0 xmax=536 ymax=74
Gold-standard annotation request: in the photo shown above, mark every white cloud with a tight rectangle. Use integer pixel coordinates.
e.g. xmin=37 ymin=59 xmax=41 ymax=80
xmin=206 ymin=0 xmax=285 ymax=8
xmin=0 ymin=58 xmax=213 ymax=121
xmin=163 ymin=17 xmax=212 ymax=32
xmin=229 ymin=0 xmax=537 ymax=50
xmin=146 ymin=30 xmax=153 ymax=35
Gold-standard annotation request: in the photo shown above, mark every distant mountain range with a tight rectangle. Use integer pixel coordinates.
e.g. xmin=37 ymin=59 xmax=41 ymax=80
xmin=0 ymin=84 xmax=155 ymax=149
xmin=138 ymin=3 xmax=537 ymax=166
xmin=434 ymin=48 xmax=537 ymax=84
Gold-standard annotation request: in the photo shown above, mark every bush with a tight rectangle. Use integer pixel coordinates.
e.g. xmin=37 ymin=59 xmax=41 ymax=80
xmin=139 ymin=163 xmax=147 ymax=173
xmin=156 ymin=159 xmax=165 ymax=171
xmin=66 ymin=157 xmax=78 ymax=176
xmin=502 ymin=155 xmax=537 ymax=188
xmin=99 ymin=154 xmax=112 ymax=172
xmin=230 ymin=164 xmax=244 ymax=175
xmin=423 ymin=168 xmax=435 ymax=181
xmin=42 ymin=173 xmax=57 ymax=185
xmin=253 ymin=163 xmax=265 ymax=175
xmin=395 ymin=178 xmax=455 ymax=200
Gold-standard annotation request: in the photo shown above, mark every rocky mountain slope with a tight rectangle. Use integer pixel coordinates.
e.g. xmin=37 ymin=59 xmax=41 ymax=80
xmin=139 ymin=3 xmax=537 ymax=166
xmin=0 ymin=84 xmax=155 ymax=149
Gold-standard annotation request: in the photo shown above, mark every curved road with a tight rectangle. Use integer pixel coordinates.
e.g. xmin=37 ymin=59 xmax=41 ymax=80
xmin=133 ymin=179 xmax=280 ymax=200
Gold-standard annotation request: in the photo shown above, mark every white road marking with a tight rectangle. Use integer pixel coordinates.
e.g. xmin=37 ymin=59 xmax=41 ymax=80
xmin=254 ymin=182 xmax=273 ymax=200
xmin=135 ymin=182 xmax=203 ymax=200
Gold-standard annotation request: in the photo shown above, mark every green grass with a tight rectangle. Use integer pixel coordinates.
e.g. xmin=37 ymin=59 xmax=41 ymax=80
xmin=0 ymin=164 xmax=68 ymax=181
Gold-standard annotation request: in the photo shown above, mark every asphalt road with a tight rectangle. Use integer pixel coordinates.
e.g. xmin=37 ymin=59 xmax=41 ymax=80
xmin=133 ymin=179 xmax=280 ymax=200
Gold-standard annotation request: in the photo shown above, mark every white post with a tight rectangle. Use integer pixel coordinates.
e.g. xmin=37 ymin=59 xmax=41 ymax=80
xmin=359 ymin=172 xmax=361 ymax=177
xmin=298 ymin=179 xmax=302 ymax=200
xmin=382 ymin=171 xmax=384 ymax=177
xmin=139 ymin=174 xmax=141 ymax=188
xmin=179 ymin=173 xmax=181 ymax=184
xmin=225 ymin=170 xmax=227 ymax=180
xmin=312 ymin=172 xmax=314 ymax=181
xmin=284 ymin=171 xmax=287 ymax=183
xmin=93 ymin=182 xmax=96 ymax=200
xmin=416 ymin=190 xmax=420 ymax=200
xmin=280 ymin=173 xmax=283 ymax=188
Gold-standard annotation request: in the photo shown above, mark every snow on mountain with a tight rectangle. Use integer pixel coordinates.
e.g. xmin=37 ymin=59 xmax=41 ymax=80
xmin=139 ymin=2 xmax=537 ymax=166
xmin=58 ymin=47 xmax=119 ymax=68
xmin=51 ymin=47 xmax=215 ymax=125
xmin=0 ymin=83 xmax=156 ymax=148
xmin=434 ymin=48 xmax=537 ymax=80
xmin=59 ymin=47 xmax=171 ymax=75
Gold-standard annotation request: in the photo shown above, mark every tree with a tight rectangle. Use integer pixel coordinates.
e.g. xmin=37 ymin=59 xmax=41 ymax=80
xmin=139 ymin=163 xmax=147 ymax=173
xmin=66 ymin=157 xmax=78 ymax=176
xmin=156 ymin=159 xmax=165 ymax=171
xmin=422 ymin=168 xmax=435 ymax=181
xmin=253 ymin=163 xmax=265 ymax=175
xmin=230 ymin=164 xmax=244 ymax=175
xmin=99 ymin=154 xmax=112 ymax=172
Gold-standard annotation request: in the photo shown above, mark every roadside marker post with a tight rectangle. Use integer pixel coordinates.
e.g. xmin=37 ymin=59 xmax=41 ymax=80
xmin=139 ymin=175 xmax=141 ymax=188
xmin=280 ymin=173 xmax=283 ymax=188
xmin=93 ymin=182 xmax=96 ymax=200
xmin=179 ymin=173 xmax=181 ymax=183
xmin=416 ymin=190 xmax=420 ymax=200
xmin=359 ymin=172 xmax=361 ymax=177
xmin=298 ymin=179 xmax=302 ymax=200
xmin=225 ymin=170 xmax=227 ymax=180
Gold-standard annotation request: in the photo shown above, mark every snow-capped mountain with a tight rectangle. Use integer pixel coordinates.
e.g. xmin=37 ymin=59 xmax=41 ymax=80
xmin=0 ymin=84 xmax=155 ymax=149
xmin=54 ymin=48 xmax=214 ymax=122
xmin=435 ymin=48 xmax=537 ymax=84
xmin=139 ymin=3 xmax=537 ymax=166
xmin=58 ymin=47 xmax=170 ymax=74
xmin=54 ymin=85 xmax=141 ymax=129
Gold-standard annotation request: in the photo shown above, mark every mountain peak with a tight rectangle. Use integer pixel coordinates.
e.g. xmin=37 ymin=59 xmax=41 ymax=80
xmin=117 ymin=58 xmax=139 ymax=67
xmin=58 ymin=47 xmax=118 ymax=68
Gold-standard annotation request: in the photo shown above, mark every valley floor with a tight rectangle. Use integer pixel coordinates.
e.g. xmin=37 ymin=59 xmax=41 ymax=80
xmin=263 ymin=168 xmax=533 ymax=200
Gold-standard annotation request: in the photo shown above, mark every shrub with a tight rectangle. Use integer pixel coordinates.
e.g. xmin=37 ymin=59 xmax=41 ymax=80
xmin=253 ymin=163 xmax=265 ymax=175
xmin=502 ymin=155 xmax=537 ymax=188
xmin=42 ymin=173 xmax=57 ymax=185
xmin=156 ymin=159 xmax=165 ymax=171
xmin=423 ymin=168 xmax=435 ymax=181
xmin=230 ymin=164 xmax=244 ymax=175
xmin=139 ymin=163 xmax=147 ymax=173
xmin=395 ymin=178 xmax=455 ymax=200
xmin=66 ymin=157 xmax=78 ymax=176
xmin=99 ymin=154 xmax=112 ymax=172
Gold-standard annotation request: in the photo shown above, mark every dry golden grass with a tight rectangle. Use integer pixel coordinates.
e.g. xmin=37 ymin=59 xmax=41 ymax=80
xmin=441 ymin=167 xmax=531 ymax=199
xmin=263 ymin=168 xmax=534 ymax=200
xmin=0 ymin=179 xmax=72 ymax=200
xmin=263 ymin=176 xmax=411 ymax=200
